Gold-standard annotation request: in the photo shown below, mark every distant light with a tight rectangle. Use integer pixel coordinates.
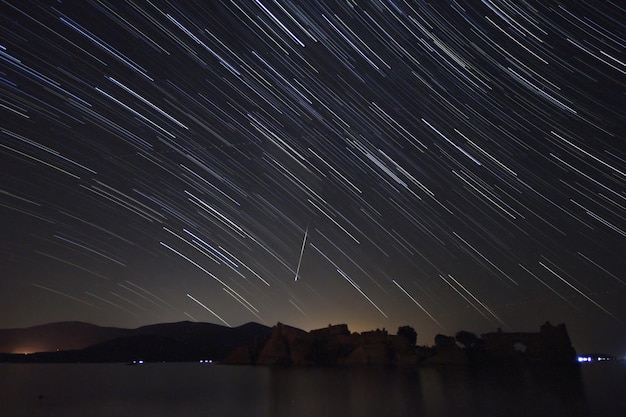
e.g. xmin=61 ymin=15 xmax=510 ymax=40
xmin=577 ymin=355 xmax=615 ymax=363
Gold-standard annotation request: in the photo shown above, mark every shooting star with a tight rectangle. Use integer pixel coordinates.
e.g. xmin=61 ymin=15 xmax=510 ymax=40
xmin=294 ymin=225 xmax=309 ymax=281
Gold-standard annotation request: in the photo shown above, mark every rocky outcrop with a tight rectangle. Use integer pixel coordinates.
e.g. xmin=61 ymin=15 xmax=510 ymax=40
xmin=227 ymin=321 xmax=578 ymax=367
xmin=344 ymin=329 xmax=391 ymax=366
xmin=230 ymin=323 xmax=423 ymax=367
xmin=256 ymin=323 xmax=309 ymax=366
xmin=390 ymin=334 xmax=419 ymax=366
xmin=425 ymin=334 xmax=466 ymax=365
xmin=480 ymin=322 xmax=577 ymax=365
xmin=421 ymin=322 xmax=578 ymax=366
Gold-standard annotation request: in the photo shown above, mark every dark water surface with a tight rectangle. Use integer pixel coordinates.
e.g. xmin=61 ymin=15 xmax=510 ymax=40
xmin=0 ymin=361 xmax=624 ymax=416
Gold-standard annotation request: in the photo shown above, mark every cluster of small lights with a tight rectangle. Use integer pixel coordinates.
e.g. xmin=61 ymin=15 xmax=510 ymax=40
xmin=577 ymin=355 xmax=613 ymax=363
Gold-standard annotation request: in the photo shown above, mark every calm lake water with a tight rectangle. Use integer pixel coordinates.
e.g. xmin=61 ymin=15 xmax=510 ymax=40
xmin=0 ymin=361 xmax=624 ymax=417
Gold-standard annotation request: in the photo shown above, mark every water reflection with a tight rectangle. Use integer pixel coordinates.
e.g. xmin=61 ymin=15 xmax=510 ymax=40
xmin=268 ymin=367 xmax=423 ymax=416
xmin=1 ymin=362 xmax=619 ymax=417
xmin=265 ymin=365 xmax=590 ymax=417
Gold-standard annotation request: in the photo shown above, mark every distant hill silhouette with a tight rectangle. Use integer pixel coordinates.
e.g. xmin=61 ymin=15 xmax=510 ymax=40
xmin=0 ymin=321 xmax=132 ymax=353
xmin=0 ymin=321 xmax=272 ymax=363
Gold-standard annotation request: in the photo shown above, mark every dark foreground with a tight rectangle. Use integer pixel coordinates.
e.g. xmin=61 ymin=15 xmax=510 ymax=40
xmin=1 ymin=361 xmax=624 ymax=417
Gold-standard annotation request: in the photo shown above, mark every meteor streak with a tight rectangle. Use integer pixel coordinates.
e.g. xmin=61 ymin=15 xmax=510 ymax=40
xmin=294 ymin=225 xmax=309 ymax=281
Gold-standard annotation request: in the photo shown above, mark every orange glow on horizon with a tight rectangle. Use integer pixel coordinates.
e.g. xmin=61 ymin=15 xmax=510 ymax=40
xmin=10 ymin=347 xmax=43 ymax=355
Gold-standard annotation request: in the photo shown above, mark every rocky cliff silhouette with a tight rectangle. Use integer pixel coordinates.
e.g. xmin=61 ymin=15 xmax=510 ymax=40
xmin=230 ymin=323 xmax=418 ymax=367
xmin=225 ymin=321 xmax=577 ymax=367
xmin=0 ymin=320 xmax=577 ymax=366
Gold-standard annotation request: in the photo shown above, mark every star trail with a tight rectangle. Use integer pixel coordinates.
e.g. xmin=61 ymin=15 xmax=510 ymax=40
xmin=1 ymin=0 xmax=624 ymax=354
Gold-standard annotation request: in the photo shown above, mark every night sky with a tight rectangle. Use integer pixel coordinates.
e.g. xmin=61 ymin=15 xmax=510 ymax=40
xmin=1 ymin=0 xmax=624 ymax=355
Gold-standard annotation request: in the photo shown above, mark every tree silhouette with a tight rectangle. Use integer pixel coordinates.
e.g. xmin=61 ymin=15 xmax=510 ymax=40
xmin=397 ymin=325 xmax=417 ymax=346
xmin=455 ymin=330 xmax=479 ymax=350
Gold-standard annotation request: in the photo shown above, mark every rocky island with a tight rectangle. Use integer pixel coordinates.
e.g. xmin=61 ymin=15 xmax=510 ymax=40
xmin=0 ymin=320 xmax=577 ymax=367
xmin=224 ymin=321 xmax=577 ymax=367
